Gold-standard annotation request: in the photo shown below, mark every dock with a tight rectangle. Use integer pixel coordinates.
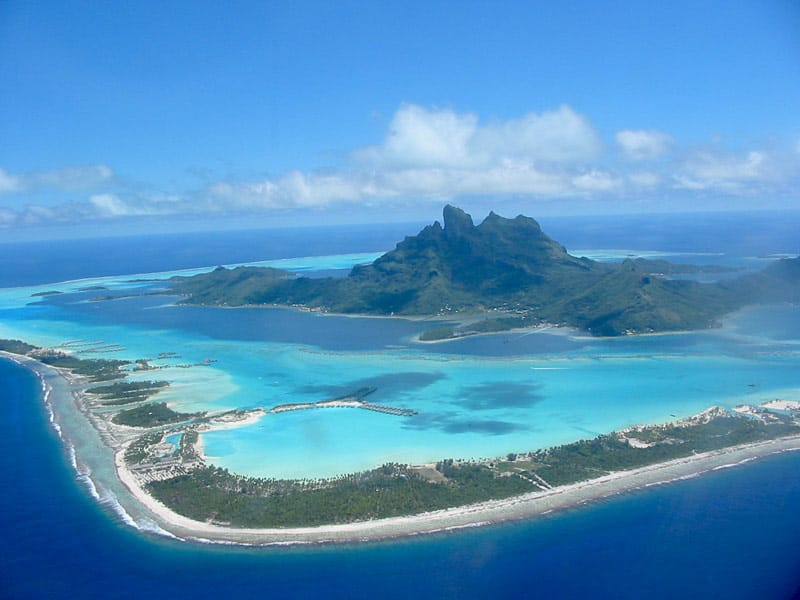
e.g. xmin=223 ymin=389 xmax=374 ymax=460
xmin=359 ymin=402 xmax=416 ymax=416
xmin=269 ymin=388 xmax=416 ymax=417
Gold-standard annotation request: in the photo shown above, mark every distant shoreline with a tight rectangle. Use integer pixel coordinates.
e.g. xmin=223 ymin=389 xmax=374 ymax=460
xmin=6 ymin=350 xmax=800 ymax=546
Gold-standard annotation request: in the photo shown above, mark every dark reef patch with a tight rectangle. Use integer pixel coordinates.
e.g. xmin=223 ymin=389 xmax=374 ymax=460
xmin=455 ymin=381 xmax=544 ymax=410
xmin=294 ymin=372 xmax=445 ymax=402
xmin=404 ymin=411 xmax=528 ymax=435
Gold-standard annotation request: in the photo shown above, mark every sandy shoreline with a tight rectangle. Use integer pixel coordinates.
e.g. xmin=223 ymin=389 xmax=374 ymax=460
xmin=114 ymin=435 xmax=800 ymax=545
xmin=6 ymin=350 xmax=800 ymax=546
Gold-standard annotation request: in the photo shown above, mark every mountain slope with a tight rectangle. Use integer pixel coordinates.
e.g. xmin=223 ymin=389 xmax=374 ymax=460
xmin=171 ymin=206 xmax=799 ymax=335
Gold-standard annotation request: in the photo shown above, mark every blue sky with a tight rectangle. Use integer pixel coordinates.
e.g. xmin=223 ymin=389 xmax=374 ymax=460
xmin=1 ymin=1 xmax=799 ymax=237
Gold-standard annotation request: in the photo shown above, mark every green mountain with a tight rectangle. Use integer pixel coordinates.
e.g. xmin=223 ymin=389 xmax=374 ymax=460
xmin=171 ymin=206 xmax=799 ymax=336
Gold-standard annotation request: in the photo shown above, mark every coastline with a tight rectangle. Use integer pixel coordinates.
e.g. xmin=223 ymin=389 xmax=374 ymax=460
xmin=6 ymin=350 xmax=800 ymax=546
xmin=413 ymin=322 xmax=572 ymax=345
xmin=115 ymin=435 xmax=800 ymax=545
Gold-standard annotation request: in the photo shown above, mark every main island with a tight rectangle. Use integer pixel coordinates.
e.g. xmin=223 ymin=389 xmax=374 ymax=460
xmin=3 ymin=206 xmax=800 ymax=544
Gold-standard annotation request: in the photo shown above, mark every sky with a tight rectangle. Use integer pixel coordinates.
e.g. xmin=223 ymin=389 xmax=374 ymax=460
xmin=1 ymin=0 xmax=799 ymax=239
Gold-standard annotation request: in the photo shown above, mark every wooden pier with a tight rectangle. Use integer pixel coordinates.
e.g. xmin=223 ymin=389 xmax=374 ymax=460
xmin=269 ymin=388 xmax=416 ymax=417
xmin=359 ymin=402 xmax=416 ymax=416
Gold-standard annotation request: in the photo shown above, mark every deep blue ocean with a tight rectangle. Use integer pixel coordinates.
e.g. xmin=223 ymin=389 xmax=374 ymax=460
xmin=2 ymin=211 xmax=800 ymax=599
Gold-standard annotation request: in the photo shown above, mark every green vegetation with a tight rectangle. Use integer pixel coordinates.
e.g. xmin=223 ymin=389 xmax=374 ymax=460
xmin=172 ymin=206 xmax=800 ymax=336
xmin=125 ymin=432 xmax=164 ymax=463
xmin=146 ymin=409 xmax=800 ymax=527
xmin=518 ymin=413 xmax=799 ymax=486
xmin=470 ymin=316 xmax=531 ymax=333
xmin=0 ymin=336 xmax=201 ymax=431
xmin=148 ymin=462 xmax=532 ymax=527
xmin=36 ymin=353 xmax=129 ymax=382
xmin=172 ymin=265 xmax=292 ymax=305
xmin=112 ymin=402 xmax=202 ymax=427
xmin=0 ymin=339 xmax=130 ymax=382
xmin=0 ymin=338 xmax=39 ymax=354
xmin=125 ymin=429 xmax=200 ymax=464
xmin=178 ymin=430 xmax=200 ymax=460
xmin=630 ymin=258 xmax=739 ymax=275
xmin=86 ymin=380 xmax=170 ymax=405
xmin=31 ymin=290 xmax=63 ymax=297
xmin=418 ymin=327 xmax=457 ymax=341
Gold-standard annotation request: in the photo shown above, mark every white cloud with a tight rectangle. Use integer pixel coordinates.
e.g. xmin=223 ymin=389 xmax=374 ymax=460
xmin=22 ymin=205 xmax=58 ymax=223
xmin=473 ymin=105 xmax=602 ymax=163
xmin=210 ymin=171 xmax=381 ymax=209
xmin=207 ymin=160 xmax=622 ymax=210
xmin=90 ymin=194 xmax=133 ymax=217
xmin=89 ymin=193 xmax=178 ymax=217
xmin=0 ymin=168 xmax=22 ymax=193
xmin=358 ymin=104 xmax=601 ymax=168
xmin=674 ymin=150 xmax=773 ymax=191
xmin=36 ymin=165 xmax=114 ymax=190
xmin=616 ymin=129 xmax=673 ymax=160
xmin=572 ymin=170 xmax=622 ymax=192
xmin=628 ymin=172 xmax=662 ymax=187
xmin=357 ymin=105 xmax=479 ymax=168
xmin=4 ymin=104 xmax=798 ymax=227
xmin=380 ymin=162 xmax=573 ymax=197
xmin=0 ymin=164 xmax=114 ymax=193
xmin=205 ymin=105 xmax=609 ymax=211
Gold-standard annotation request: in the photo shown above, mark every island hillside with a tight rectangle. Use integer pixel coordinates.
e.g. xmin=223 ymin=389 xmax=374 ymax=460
xmin=171 ymin=206 xmax=800 ymax=336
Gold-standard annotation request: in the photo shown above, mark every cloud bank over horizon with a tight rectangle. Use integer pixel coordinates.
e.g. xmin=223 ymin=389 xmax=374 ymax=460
xmin=1 ymin=103 xmax=797 ymax=228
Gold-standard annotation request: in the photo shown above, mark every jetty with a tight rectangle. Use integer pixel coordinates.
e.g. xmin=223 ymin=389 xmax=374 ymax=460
xmin=269 ymin=387 xmax=417 ymax=417
xmin=359 ymin=403 xmax=416 ymax=416
xmin=79 ymin=344 xmax=127 ymax=354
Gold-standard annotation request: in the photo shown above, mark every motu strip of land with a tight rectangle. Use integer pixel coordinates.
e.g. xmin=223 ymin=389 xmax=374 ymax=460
xmin=4 ymin=339 xmax=800 ymax=545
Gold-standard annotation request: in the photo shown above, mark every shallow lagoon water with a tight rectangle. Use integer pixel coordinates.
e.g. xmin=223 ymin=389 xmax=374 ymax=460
xmin=1 ymin=214 xmax=800 ymax=598
xmin=3 ymin=352 xmax=800 ymax=599
xmin=1 ymin=244 xmax=798 ymax=479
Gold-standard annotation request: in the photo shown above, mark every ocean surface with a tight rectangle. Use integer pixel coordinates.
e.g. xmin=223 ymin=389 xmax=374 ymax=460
xmin=1 ymin=211 xmax=799 ymax=598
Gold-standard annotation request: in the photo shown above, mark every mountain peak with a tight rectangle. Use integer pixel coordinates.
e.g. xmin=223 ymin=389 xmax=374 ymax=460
xmin=442 ymin=205 xmax=474 ymax=235
xmin=172 ymin=205 xmax=800 ymax=335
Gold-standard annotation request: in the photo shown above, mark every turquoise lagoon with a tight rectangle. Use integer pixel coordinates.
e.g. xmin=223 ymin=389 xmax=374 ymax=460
xmin=1 ymin=251 xmax=798 ymax=480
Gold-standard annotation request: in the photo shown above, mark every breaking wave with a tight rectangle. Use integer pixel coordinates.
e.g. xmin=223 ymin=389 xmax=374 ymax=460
xmin=96 ymin=487 xmax=138 ymax=529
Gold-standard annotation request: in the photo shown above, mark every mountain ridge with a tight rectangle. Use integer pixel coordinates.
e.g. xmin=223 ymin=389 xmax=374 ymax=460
xmin=171 ymin=206 xmax=799 ymax=336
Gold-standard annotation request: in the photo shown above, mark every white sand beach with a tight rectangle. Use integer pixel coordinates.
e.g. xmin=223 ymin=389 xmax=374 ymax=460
xmin=112 ymin=434 xmax=800 ymax=545
xmin=8 ymin=350 xmax=800 ymax=546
